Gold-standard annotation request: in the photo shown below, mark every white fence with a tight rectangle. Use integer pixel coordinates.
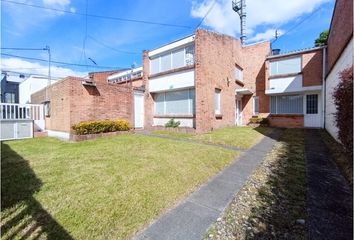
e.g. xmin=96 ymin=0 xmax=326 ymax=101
xmin=0 ymin=103 xmax=45 ymax=141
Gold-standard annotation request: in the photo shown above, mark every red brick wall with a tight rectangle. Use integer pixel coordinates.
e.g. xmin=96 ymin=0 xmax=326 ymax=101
xmin=89 ymin=70 xmax=123 ymax=83
xmin=195 ymin=29 xmax=242 ymax=133
xmin=142 ymin=50 xmax=154 ymax=129
xmin=241 ymin=42 xmax=271 ymax=122
xmin=302 ymin=49 xmax=323 ymax=86
xmin=268 ymin=114 xmax=304 ymax=127
xmin=31 ymin=78 xmax=72 ymax=132
xmin=31 ymin=77 xmax=133 ymax=133
xmin=327 ymin=0 xmax=353 ymax=73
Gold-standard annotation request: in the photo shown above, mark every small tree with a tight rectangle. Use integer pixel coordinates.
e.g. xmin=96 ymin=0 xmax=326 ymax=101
xmin=314 ymin=30 xmax=329 ymax=47
xmin=333 ymin=66 xmax=353 ymax=159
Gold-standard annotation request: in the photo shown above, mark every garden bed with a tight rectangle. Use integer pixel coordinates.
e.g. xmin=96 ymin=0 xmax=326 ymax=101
xmin=70 ymin=130 xmax=133 ymax=141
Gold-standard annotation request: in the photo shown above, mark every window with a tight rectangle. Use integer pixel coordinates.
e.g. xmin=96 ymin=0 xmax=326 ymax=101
xmin=150 ymin=44 xmax=195 ymax=74
xmin=253 ymin=96 xmax=259 ymax=115
xmin=154 ymin=89 xmax=195 ymax=115
xmin=270 ymin=95 xmax=303 ymax=114
xmin=215 ymin=89 xmax=221 ymax=114
xmin=235 ymin=67 xmax=243 ymax=81
xmin=4 ymin=92 xmax=15 ymax=103
xmin=306 ymin=94 xmax=318 ymax=114
xmin=44 ymin=101 xmax=51 ymax=117
xmin=270 ymin=56 xmax=301 ymax=76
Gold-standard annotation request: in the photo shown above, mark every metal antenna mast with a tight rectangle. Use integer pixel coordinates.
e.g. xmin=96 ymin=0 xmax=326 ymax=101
xmin=232 ymin=0 xmax=246 ymax=45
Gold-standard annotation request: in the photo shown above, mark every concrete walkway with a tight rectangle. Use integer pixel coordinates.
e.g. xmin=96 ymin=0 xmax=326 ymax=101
xmin=135 ymin=129 xmax=282 ymax=240
xmin=305 ymin=130 xmax=353 ymax=240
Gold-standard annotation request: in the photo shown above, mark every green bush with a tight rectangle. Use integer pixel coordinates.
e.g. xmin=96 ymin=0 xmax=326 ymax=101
xmin=72 ymin=120 xmax=131 ymax=135
xmin=249 ymin=116 xmax=269 ymax=125
xmin=165 ymin=118 xmax=180 ymax=128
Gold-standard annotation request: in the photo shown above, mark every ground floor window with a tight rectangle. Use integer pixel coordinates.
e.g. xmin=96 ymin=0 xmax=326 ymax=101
xmin=154 ymin=88 xmax=195 ymax=115
xmin=253 ymin=96 xmax=259 ymax=115
xmin=270 ymin=95 xmax=303 ymax=114
xmin=306 ymin=94 xmax=318 ymax=114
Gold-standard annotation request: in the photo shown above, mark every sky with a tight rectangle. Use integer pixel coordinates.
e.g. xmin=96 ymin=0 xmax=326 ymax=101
xmin=1 ymin=0 xmax=335 ymax=79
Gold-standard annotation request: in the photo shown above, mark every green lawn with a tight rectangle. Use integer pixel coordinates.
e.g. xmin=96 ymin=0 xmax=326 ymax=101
xmin=1 ymin=135 xmax=237 ymax=240
xmin=154 ymin=127 xmax=272 ymax=149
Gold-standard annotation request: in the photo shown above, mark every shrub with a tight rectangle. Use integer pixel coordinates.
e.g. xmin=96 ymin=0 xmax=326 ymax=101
xmin=249 ymin=116 xmax=269 ymax=125
xmin=165 ymin=118 xmax=180 ymax=128
xmin=333 ymin=66 xmax=353 ymax=160
xmin=72 ymin=120 xmax=131 ymax=135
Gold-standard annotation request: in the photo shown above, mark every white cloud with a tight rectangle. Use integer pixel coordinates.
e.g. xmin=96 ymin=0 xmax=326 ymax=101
xmin=42 ymin=0 xmax=70 ymax=7
xmin=1 ymin=58 xmax=87 ymax=79
xmin=191 ymin=0 xmax=330 ymax=42
xmin=247 ymin=29 xmax=284 ymax=43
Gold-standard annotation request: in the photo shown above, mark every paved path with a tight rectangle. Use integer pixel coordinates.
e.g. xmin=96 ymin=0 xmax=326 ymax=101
xmin=135 ymin=129 xmax=282 ymax=240
xmin=305 ymin=130 xmax=353 ymax=240
xmin=136 ymin=132 xmax=244 ymax=152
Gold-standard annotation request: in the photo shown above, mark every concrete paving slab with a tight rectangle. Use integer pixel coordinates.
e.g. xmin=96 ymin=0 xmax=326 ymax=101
xmin=140 ymin=201 xmax=219 ymax=240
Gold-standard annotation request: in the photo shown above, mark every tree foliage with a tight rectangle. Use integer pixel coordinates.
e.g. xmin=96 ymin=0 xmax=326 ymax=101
xmin=333 ymin=66 xmax=353 ymax=159
xmin=314 ymin=30 xmax=329 ymax=47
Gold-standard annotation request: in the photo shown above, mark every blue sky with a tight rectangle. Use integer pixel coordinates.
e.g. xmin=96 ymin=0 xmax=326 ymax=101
xmin=1 ymin=0 xmax=335 ymax=78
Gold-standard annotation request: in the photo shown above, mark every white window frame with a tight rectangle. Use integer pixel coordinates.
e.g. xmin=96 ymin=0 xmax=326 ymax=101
xmin=150 ymin=44 xmax=195 ymax=74
xmin=215 ymin=89 xmax=221 ymax=114
xmin=270 ymin=95 xmax=303 ymax=114
xmin=253 ymin=96 xmax=259 ymax=115
xmin=154 ymin=88 xmax=195 ymax=115
xmin=235 ymin=66 xmax=243 ymax=81
xmin=269 ymin=56 xmax=302 ymax=76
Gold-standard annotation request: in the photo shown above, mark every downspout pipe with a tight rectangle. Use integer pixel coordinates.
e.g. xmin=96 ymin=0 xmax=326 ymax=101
xmin=322 ymin=46 xmax=327 ymax=129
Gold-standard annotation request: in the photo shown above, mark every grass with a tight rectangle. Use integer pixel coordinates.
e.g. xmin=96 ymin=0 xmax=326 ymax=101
xmin=319 ymin=130 xmax=353 ymax=186
xmin=1 ymin=135 xmax=238 ymax=240
xmin=154 ymin=127 xmax=273 ymax=149
xmin=206 ymin=129 xmax=308 ymax=239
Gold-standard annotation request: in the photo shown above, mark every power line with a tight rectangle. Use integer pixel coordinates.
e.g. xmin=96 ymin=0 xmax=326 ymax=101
xmin=272 ymin=6 xmax=322 ymax=43
xmin=195 ymin=0 xmax=217 ymax=29
xmin=1 ymin=0 xmax=191 ymax=29
xmin=87 ymin=35 xmax=140 ymax=55
xmin=1 ymin=47 xmax=48 ymax=51
xmin=1 ymin=53 xmax=127 ymax=69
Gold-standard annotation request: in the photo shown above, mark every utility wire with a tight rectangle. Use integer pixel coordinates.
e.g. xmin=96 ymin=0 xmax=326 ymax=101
xmin=1 ymin=0 xmax=191 ymax=29
xmin=195 ymin=0 xmax=217 ymax=29
xmin=1 ymin=53 xmax=127 ymax=69
xmin=87 ymin=35 xmax=140 ymax=55
xmin=1 ymin=47 xmax=48 ymax=51
xmin=272 ymin=6 xmax=322 ymax=43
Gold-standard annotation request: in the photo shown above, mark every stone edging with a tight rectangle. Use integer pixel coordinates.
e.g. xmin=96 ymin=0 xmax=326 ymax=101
xmin=70 ymin=130 xmax=133 ymax=141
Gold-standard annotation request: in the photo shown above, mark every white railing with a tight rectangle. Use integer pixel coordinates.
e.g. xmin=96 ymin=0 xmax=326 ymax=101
xmin=0 ymin=103 xmax=44 ymax=120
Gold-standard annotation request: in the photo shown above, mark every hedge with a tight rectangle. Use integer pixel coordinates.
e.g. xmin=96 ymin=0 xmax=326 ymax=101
xmin=249 ymin=116 xmax=269 ymax=125
xmin=72 ymin=120 xmax=131 ymax=135
xmin=333 ymin=66 xmax=353 ymax=160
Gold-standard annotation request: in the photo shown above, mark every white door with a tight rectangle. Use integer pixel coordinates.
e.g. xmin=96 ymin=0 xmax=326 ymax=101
xmin=134 ymin=92 xmax=144 ymax=128
xmin=304 ymin=93 xmax=322 ymax=128
xmin=235 ymin=99 xmax=243 ymax=126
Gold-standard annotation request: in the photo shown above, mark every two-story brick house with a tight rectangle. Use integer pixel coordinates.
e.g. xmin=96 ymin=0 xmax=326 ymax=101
xmin=119 ymin=28 xmax=325 ymax=133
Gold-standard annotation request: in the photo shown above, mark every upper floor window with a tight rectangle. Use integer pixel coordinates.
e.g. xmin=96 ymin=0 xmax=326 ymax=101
xmin=109 ymin=71 xmax=143 ymax=83
xmin=235 ymin=66 xmax=243 ymax=81
xmin=150 ymin=44 xmax=195 ymax=75
xmin=269 ymin=56 xmax=301 ymax=76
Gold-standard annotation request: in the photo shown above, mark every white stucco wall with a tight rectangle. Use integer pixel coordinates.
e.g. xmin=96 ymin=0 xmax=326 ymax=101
xmin=149 ymin=69 xmax=195 ymax=92
xmin=325 ymin=38 xmax=353 ymax=141
xmin=19 ymin=76 xmax=58 ymax=104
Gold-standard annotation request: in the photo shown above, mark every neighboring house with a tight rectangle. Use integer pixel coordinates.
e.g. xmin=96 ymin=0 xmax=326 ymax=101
xmin=265 ymin=47 xmax=325 ymax=128
xmin=324 ymin=0 xmax=353 ymax=141
xmin=107 ymin=67 xmax=143 ymax=88
xmin=19 ymin=75 xmax=59 ymax=104
xmin=1 ymin=72 xmax=21 ymax=103
xmin=31 ymin=70 xmax=132 ymax=139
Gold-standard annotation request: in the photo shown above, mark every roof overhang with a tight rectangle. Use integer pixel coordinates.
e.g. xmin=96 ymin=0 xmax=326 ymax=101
xmin=236 ymin=88 xmax=253 ymax=95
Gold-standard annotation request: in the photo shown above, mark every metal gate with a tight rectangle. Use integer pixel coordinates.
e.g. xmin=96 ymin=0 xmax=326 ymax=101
xmin=0 ymin=103 xmax=44 ymax=141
